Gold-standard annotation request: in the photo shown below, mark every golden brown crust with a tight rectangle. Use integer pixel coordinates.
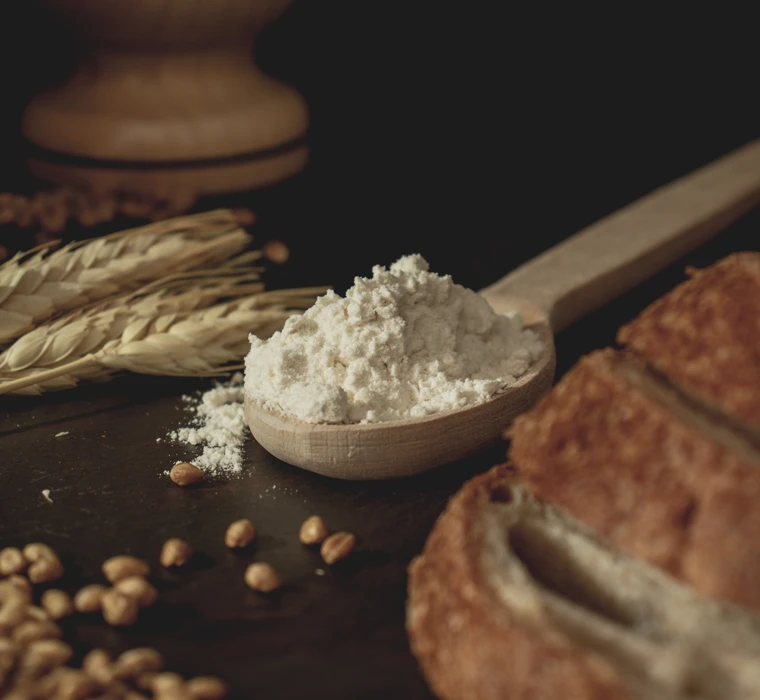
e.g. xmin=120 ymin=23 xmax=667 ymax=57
xmin=508 ymin=348 xmax=760 ymax=609
xmin=406 ymin=464 xmax=630 ymax=700
xmin=617 ymin=252 xmax=760 ymax=430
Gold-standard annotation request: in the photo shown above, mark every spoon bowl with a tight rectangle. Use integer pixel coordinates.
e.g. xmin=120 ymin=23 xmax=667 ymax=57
xmin=245 ymin=308 xmax=555 ymax=480
xmin=246 ymin=139 xmax=760 ymax=479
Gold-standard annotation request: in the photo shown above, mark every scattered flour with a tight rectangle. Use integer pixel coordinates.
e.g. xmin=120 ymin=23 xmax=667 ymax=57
xmin=168 ymin=372 xmax=248 ymax=477
xmin=245 ymin=254 xmax=545 ymax=424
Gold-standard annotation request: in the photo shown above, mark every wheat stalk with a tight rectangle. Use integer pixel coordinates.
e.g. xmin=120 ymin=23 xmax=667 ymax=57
xmin=0 ymin=209 xmax=251 ymax=344
xmin=0 ymin=287 xmax=324 ymax=394
xmin=0 ymin=276 xmax=327 ymax=395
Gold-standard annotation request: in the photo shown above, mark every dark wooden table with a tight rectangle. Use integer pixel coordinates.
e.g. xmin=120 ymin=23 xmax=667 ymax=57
xmin=2 ymin=102 xmax=760 ymax=700
xmin=2 ymin=194 xmax=759 ymax=700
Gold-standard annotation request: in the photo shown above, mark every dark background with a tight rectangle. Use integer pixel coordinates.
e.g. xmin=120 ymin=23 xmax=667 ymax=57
xmin=2 ymin=5 xmax=760 ymax=700
xmin=1 ymin=3 xmax=758 ymax=292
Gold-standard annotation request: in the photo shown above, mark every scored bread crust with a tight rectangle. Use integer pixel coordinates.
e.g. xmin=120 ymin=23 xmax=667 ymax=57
xmin=617 ymin=252 xmax=760 ymax=430
xmin=406 ymin=464 xmax=630 ymax=700
xmin=508 ymin=348 xmax=760 ymax=609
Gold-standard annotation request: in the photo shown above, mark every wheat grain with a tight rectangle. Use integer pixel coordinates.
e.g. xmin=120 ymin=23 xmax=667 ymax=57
xmin=0 ymin=279 xmax=326 ymax=395
xmin=0 ymin=209 xmax=250 ymax=344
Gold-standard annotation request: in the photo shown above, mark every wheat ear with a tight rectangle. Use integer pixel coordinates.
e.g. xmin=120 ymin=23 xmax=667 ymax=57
xmin=0 ymin=282 xmax=327 ymax=395
xmin=0 ymin=209 xmax=250 ymax=344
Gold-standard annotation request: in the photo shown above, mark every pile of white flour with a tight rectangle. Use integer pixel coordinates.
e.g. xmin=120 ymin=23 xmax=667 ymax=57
xmin=168 ymin=372 xmax=248 ymax=476
xmin=244 ymin=254 xmax=544 ymax=424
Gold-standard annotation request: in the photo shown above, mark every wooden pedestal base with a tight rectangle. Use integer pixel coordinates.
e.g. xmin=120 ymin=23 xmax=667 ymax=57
xmin=22 ymin=0 xmax=309 ymax=195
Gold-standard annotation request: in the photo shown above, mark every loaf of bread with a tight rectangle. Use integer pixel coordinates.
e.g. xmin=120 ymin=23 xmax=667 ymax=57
xmin=510 ymin=253 xmax=760 ymax=609
xmin=407 ymin=465 xmax=760 ymax=700
xmin=407 ymin=252 xmax=760 ymax=698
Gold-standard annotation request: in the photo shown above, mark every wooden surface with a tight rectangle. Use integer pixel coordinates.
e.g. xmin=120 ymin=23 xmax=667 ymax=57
xmin=2 ymin=205 xmax=759 ymax=699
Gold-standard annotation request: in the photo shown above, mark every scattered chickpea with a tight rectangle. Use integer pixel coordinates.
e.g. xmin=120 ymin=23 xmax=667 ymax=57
xmin=102 ymin=555 xmax=149 ymax=583
xmin=224 ymin=519 xmax=257 ymax=549
xmin=244 ymin=563 xmax=281 ymax=593
xmin=73 ymin=584 xmax=108 ymax=614
xmin=299 ymin=516 xmax=329 ymax=546
xmin=320 ymin=532 xmax=357 ymax=565
xmin=160 ymin=538 xmax=193 ymax=568
xmin=101 ymin=589 xmax=140 ymax=627
xmin=169 ymin=462 xmax=205 ymax=486
xmin=115 ymin=576 xmax=158 ymax=607
xmin=41 ymin=590 xmax=74 ymax=620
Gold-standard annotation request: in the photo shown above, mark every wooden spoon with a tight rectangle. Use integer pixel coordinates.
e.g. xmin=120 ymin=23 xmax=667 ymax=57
xmin=245 ymin=139 xmax=760 ymax=480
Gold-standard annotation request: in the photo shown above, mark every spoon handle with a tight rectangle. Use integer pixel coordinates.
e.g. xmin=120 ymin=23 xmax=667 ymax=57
xmin=480 ymin=139 xmax=760 ymax=334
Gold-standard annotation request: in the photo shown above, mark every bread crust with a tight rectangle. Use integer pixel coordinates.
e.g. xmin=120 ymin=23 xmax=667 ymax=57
xmin=406 ymin=464 xmax=630 ymax=700
xmin=617 ymin=252 xmax=760 ymax=429
xmin=508 ymin=348 xmax=760 ymax=608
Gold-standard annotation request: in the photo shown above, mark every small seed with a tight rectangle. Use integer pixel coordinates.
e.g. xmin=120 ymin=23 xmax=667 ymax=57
xmin=101 ymin=589 xmax=140 ymax=626
xmin=115 ymin=576 xmax=158 ymax=607
xmin=41 ymin=590 xmax=74 ymax=620
xmin=244 ymin=563 xmax=281 ymax=593
xmin=114 ymin=647 xmax=163 ymax=680
xmin=0 ymin=547 xmax=28 ymax=576
xmin=0 ymin=590 xmax=29 ymax=631
xmin=320 ymin=532 xmax=356 ymax=565
xmin=22 ymin=543 xmax=64 ymax=584
xmin=7 ymin=575 xmax=31 ymax=594
xmin=124 ymin=689 xmax=150 ymax=700
xmin=50 ymin=667 xmax=97 ymax=700
xmin=82 ymin=648 xmax=113 ymax=684
xmin=231 ymin=207 xmax=256 ymax=227
xmin=20 ymin=639 xmax=72 ymax=669
xmin=73 ymin=584 xmax=108 ymax=613
xmin=12 ymin=620 xmax=62 ymax=645
xmin=160 ymin=539 xmax=193 ymax=568
xmin=29 ymin=560 xmax=65 ymax=586
xmin=151 ymin=671 xmax=185 ymax=694
xmin=135 ymin=671 xmax=157 ymax=691
xmin=102 ymin=555 xmax=149 ymax=583
xmin=0 ymin=638 xmax=19 ymax=673
xmin=224 ymin=519 xmax=256 ymax=549
xmin=299 ymin=516 xmax=329 ymax=546
xmin=169 ymin=462 xmax=204 ymax=486
xmin=186 ymin=675 xmax=229 ymax=699
xmin=262 ymin=239 xmax=290 ymax=264
xmin=25 ymin=606 xmax=50 ymax=622
xmin=0 ymin=580 xmax=30 ymax=604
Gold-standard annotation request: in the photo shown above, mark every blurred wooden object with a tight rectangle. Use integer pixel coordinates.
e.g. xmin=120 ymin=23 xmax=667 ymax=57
xmin=21 ymin=0 xmax=309 ymax=195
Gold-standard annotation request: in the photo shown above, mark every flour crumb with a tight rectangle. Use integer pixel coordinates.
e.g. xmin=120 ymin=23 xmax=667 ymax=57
xmin=167 ymin=373 xmax=248 ymax=477
xmin=41 ymin=489 xmax=53 ymax=503
xmin=245 ymin=254 xmax=545 ymax=423
xmin=55 ymin=431 xmax=69 ymax=438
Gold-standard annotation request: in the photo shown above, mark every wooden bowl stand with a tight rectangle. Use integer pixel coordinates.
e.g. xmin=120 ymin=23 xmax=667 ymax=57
xmin=21 ymin=0 xmax=309 ymax=195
